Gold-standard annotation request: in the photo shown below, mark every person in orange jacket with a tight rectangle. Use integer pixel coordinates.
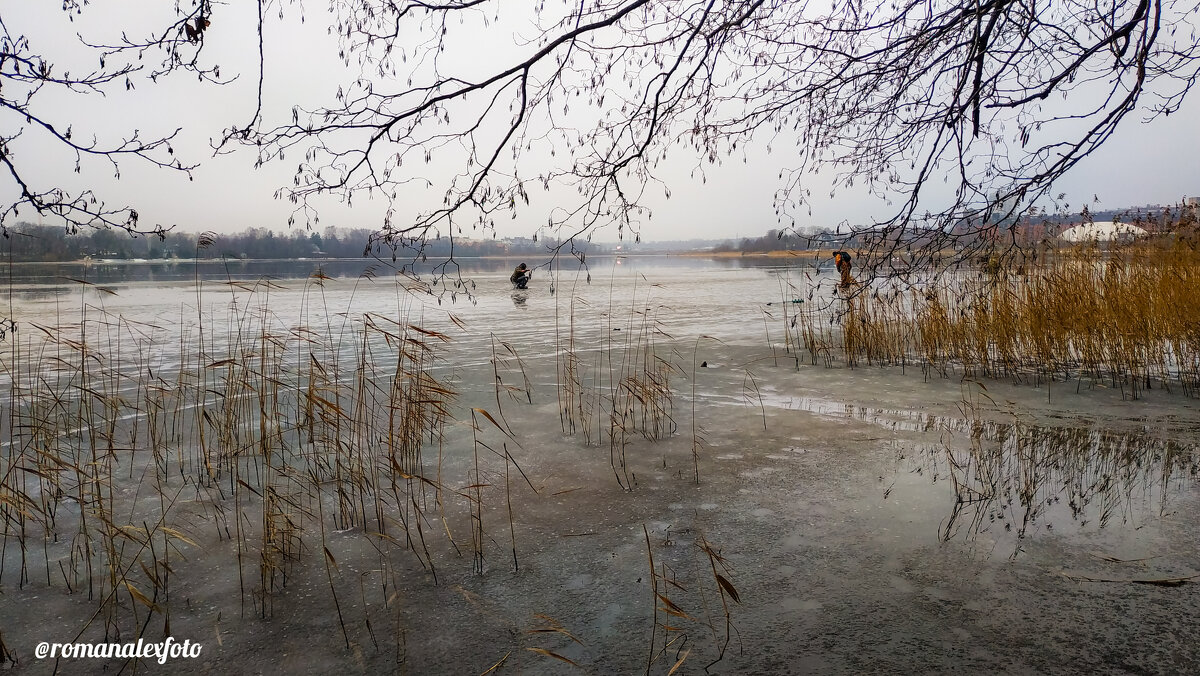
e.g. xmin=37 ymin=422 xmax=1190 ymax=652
xmin=833 ymin=250 xmax=853 ymax=288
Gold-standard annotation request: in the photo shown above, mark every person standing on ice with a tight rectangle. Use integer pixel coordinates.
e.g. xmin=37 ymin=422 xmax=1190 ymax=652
xmin=833 ymin=251 xmax=853 ymax=289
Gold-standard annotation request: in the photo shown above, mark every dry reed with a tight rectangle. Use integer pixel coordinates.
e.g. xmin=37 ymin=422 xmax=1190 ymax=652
xmin=0 ymin=264 xmax=489 ymax=667
xmin=793 ymin=239 xmax=1200 ymax=397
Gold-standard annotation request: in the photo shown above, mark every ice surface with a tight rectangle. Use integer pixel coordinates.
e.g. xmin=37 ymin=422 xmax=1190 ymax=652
xmin=1 ymin=257 xmax=1197 ymax=674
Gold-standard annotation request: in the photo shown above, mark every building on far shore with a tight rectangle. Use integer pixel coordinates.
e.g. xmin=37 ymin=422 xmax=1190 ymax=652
xmin=1058 ymin=222 xmax=1148 ymax=243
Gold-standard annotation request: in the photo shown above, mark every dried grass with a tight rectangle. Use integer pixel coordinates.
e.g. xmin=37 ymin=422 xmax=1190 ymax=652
xmin=793 ymin=239 xmax=1200 ymax=397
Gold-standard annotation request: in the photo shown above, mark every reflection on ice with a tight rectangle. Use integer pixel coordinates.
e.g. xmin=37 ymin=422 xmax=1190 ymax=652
xmin=740 ymin=383 xmax=1199 ymax=558
xmin=927 ymin=417 xmax=1198 ymax=558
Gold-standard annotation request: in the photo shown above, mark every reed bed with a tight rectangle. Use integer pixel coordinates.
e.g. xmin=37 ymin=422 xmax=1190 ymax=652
xmin=0 ymin=268 xmax=537 ymax=659
xmin=554 ymin=267 xmax=680 ymax=490
xmin=794 ymin=240 xmax=1200 ymax=397
xmin=0 ymin=259 xmax=714 ymax=671
xmin=606 ymin=293 xmax=678 ymax=490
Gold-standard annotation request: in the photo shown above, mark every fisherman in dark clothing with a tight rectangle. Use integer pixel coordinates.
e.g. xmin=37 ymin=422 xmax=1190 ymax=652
xmin=833 ymin=251 xmax=853 ymax=289
xmin=511 ymin=263 xmax=532 ymax=289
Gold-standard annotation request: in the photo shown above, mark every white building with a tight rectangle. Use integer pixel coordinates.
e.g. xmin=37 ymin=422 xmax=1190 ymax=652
xmin=1058 ymin=222 xmax=1148 ymax=243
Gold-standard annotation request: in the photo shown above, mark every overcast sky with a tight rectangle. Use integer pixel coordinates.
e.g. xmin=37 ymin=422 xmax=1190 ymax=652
xmin=3 ymin=1 xmax=1198 ymax=243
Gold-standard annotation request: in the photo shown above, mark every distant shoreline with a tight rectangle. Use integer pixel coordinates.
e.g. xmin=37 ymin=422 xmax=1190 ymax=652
xmin=5 ymin=251 xmax=838 ymax=265
xmin=679 ymin=249 xmax=828 ymax=259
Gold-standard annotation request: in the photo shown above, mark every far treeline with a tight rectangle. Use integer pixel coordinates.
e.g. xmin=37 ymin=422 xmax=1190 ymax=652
xmin=720 ymin=203 xmax=1198 ymax=253
xmin=0 ymin=224 xmax=584 ymax=262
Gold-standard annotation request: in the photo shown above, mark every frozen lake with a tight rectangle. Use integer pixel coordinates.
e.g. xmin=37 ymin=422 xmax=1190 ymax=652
xmin=1 ymin=255 xmax=1197 ymax=674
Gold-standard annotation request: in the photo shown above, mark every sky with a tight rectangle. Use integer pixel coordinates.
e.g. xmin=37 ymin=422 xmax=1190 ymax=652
xmin=3 ymin=1 xmax=1199 ymax=243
